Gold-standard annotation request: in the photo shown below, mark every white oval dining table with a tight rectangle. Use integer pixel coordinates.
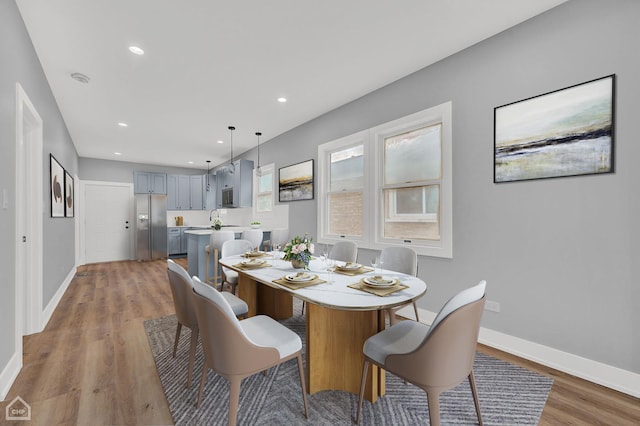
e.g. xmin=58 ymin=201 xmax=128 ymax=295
xmin=218 ymin=254 xmax=427 ymax=402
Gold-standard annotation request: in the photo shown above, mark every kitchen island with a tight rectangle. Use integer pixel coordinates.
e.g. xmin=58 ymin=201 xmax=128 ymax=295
xmin=184 ymin=227 xmax=271 ymax=281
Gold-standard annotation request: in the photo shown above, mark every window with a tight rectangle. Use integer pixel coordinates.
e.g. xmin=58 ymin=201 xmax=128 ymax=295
xmin=254 ymin=163 xmax=274 ymax=213
xmin=318 ymin=102 xmax=452 ymax=258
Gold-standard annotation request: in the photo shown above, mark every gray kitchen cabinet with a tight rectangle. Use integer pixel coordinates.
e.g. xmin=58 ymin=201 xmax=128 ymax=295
xmin=216 ymin=159 xmax=253 ymax=208
xmin=180 ymin=227 xmax=192 ymax=253
xmin=167 ymin=175 xmax=204 ymax=210
xmin=167 ymin=227 xmax=182 ymax=255
xmin=189 ymin=175 xmax=204 ymax=210
xmin=134 ymin=172 xmax=167 ymax=194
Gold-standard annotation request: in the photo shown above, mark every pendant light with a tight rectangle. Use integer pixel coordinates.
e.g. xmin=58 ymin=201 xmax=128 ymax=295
xmin=227 ymin=126 xmax=236 ymax=174
xmin=205 ymin=160 xmax=211 ymax=191
xmin=255 ymin=131 xmax=262 ymax=176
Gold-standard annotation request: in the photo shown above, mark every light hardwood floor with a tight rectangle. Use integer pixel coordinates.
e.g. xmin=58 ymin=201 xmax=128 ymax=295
xmin=2 ymin=259 xmax=639 ymax=425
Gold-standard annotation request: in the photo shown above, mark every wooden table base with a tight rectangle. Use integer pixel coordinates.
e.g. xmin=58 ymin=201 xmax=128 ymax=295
xmin=237 ymin=274 xmax=386 ymax=402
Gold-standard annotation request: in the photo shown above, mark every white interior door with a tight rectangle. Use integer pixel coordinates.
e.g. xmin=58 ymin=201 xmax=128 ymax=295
xmin=82 ymin=182 xmax=133 ymax=263
xmin=15 ymin=83 xmax=44 ymax=336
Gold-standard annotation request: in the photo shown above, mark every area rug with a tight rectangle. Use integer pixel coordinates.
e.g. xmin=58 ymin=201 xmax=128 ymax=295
xmin=145 ymin=306 xmax=553 ymax=425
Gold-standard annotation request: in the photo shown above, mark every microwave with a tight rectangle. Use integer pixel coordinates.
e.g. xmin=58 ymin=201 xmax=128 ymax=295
xmin=221 ymin=187 xmax=234 ymax=207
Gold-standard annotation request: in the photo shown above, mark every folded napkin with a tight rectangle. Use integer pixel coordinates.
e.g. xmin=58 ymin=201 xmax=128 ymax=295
xmin=243 ymin=251 xmax=270 ymax=258
xmin=348 ymin=279 xmax=409 ymax=297
xmin=273 ymin=275 xmax=326 ymax=290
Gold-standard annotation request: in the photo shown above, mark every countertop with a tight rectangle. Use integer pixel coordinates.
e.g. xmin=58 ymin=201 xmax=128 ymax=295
xmin=183 ymin=226 xmax=271 ymax=235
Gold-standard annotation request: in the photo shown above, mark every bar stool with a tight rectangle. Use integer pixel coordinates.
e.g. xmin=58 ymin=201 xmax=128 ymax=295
xmin=205 ymin=230 xmax=234 ymax=288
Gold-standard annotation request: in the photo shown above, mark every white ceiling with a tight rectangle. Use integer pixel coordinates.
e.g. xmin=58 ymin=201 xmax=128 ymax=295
xmin=16 ymin=0 xmax=567 ymax=170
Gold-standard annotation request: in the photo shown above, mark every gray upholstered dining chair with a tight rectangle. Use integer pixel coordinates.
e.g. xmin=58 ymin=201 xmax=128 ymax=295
xmin=329 ymin=240 xmax=358 ymax=263
xmin=356 ymin=280 xmax=487 ymax=426
xmin=166 ymin=260 xmax=248 ymax=388
xmin=242 ymin=229 xmax=264 ymax=251
xmin=265 ymin=227 xmax=289 ymax=252
xmin=192 ymin=276 xmax=309 ymax=425
xmin=205 ymin=230 xmax=234 ymax=287
xmin=220 ymin=239 xmax=254 ymax=294
xmin=379 ymin=246 xmax=420 ymax=325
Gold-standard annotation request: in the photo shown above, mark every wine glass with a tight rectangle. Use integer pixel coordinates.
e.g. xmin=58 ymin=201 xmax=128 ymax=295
xmin=371 ymin=256 xmax=384 ymax=274
xmin=325 ymin=258 xmax=335 ymax=284
xmin=273 ymin=243 xmax=281 ymax=264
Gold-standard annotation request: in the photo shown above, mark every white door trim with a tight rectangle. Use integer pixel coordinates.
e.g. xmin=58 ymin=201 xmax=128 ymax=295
xmin=15 ymin=83 xmax=44 ymax=339
xmin=79 ymin=180 xmax=134 ymax=265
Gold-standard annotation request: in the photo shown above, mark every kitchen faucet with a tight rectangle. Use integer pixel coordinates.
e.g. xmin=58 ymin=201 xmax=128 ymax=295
xmin=209 ymin=209 xmax=219 ymax=221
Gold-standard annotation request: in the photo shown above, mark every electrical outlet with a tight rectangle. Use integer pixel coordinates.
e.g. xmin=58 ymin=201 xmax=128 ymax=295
xmin=485 ymin=300 xmax=500 ymax=313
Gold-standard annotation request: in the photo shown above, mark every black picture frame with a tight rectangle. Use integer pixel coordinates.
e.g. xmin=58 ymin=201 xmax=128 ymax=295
xmin=494 ymin=74 xmax=615 ymax=183
xmin=64 ymin=171 xmax=74 ymax=218
xmin=50 ymin=154 xmax=65 ymax=217
xmin=279 ymin=159 xmax=314 ymax=202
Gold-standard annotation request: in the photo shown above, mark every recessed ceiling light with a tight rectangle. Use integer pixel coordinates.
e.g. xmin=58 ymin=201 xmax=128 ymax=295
xmin=70 ymin=72 xmax=90 ymax=84
xmin=114 ymin=152 xmax=122 ymax=156
xmin=188 ymin=161 xmax=194 ymax=164
xmin=117 ymin=122 xmax=128 ymax=127
xmin=129 ymin=46 xmax=144 ymax=55
xmin=277 ymin=97 xmax=287 ymax=103
xmin=217 ymin=140 xmax=224 ymax=144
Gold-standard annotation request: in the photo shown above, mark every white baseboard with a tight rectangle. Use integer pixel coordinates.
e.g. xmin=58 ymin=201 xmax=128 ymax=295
xmin=396 ymin=305 xmax=640 ymax=398
xmin=41 ymin=266 xmax=76 ymax=332
xmin=0 ymin=351 xmax=21 ymax=401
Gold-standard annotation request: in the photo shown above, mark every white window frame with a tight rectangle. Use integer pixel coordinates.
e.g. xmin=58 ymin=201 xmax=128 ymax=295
xmin=318 ymin=101 xmax=452 ymax=258
xmin=253 ymin=162 xmax=274 ymax=213
xmin=317 ymin=130 xmax=371 ymax=247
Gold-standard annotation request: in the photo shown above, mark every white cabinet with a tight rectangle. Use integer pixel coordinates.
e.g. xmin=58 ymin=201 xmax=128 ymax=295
xmin=167 ymin=175 xmax=204 ymax=210
xmin=204 ymin=174 xmax=217 ymax=210
xmin=134 ymin=172 xmax=166 ymax=194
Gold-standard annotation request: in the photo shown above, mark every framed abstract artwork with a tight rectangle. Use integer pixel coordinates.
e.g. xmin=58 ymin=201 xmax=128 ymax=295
xmin=64 ymin=170 xmax=74 ymax=217
xmin=50 ymin=154 xmax=65 ymax=217
xmin=279 ymin=159 xmax=314 ymax=201
xmin=494 ymin=74 xmax=615 ymax=183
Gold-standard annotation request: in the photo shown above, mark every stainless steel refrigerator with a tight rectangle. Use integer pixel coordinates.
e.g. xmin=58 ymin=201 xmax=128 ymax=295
xmin=135 ymin=194 xmax=167 ymax=260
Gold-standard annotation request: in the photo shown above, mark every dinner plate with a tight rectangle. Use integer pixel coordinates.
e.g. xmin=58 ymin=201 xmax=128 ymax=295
xmin=336 ymin=262 xmax=362 ymax=271
xmin=284 ymin=273 xmax=315 ymax=282
xmin=244 ymin=251 xmax=264 ymax=257
xmin=363 ymin=276 xmax=398 ymax=288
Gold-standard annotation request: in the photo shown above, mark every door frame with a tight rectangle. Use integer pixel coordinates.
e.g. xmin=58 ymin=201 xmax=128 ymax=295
xmin=15 ymin=83 xmax=44 ymax=339
xmin=79 ymin=180 xmax=134 ymax=265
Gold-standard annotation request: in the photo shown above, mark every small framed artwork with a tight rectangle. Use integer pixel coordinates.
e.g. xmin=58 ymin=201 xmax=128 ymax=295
xmin=279 ymin=159 xmax=314 ymax=201
xmin=64 ymin=171 xmax=74 ymax=218
xmin=494 ymin=74 xmax=615 ymax=183
xmin=50 ymin=154 xmax=65 ymax=217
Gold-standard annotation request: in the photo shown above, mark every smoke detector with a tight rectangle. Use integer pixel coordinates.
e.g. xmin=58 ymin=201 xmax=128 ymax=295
xmin=70 ymin=72 xmax=90 ymax=84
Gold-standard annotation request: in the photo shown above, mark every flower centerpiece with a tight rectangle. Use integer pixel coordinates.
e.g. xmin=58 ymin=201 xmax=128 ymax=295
xmin=282 ymin=234 xmax=314 ymax=269
xmin=211 ymin=217 xmax=223 ymax=230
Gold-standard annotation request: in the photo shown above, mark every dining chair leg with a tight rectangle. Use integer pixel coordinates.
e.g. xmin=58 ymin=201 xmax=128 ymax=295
xmin=173 ymin=322 xmax=182 ymax=358
xmin=301 ymin=301 xmax=305 ymax=316
xmin=355 ymin=359 xmax=370 ymax=424
xmin=412 ymin=302 xmax=420 ymax=322
xmin=386 ymin=308 xmax=397 ymax=326
xmin=187 ymin=328 xmax=198 ymax=388
xmin=213 ymin=248 xmax=219 ymax=287
xmin=469 ymin=370 xmax=483 ymax=425
xmin=296 ymin=353 xmax=309 ymax=418
xmin=196 ymin=367 xmax=208 ymax=409
xmin=427 ymin=391 xmax=442 ymax=426
xmin=228 ymin=377 xmax=242 ymax=426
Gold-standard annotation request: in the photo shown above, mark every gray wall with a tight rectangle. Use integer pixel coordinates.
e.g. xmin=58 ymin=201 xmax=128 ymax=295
xmin=79 ymin=157 xmax=205 ymax=182
xmin=238 ymin=0 xmax=640 ymax=373
xmin=0 ymin=0 xmax=78 ymax=369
